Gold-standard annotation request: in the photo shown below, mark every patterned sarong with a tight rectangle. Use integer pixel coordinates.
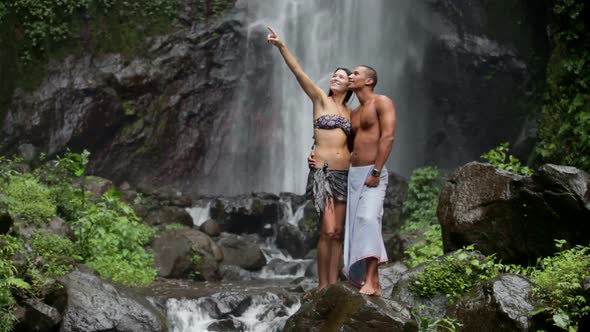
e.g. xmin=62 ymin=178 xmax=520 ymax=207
xmin=342 ymin=165 xmax=389 ymax=287
xmin=305 ymin=165 xmax=348 ymax=215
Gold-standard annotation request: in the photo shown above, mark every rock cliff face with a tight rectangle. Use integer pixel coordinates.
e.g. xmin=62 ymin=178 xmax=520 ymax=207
xmin=1 ymin=0 xmax=550 ymax=196
xmin=421 ymin=0 xmax=549 ymax=167
xmin=2 ymin=16 xmax=246 ymax=194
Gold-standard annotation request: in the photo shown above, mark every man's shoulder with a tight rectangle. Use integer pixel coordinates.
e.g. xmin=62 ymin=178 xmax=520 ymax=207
xmin=374 ymin=94 xmax=393 ymax=103
xmin=374 ymin=94 xmax=394 ymax=111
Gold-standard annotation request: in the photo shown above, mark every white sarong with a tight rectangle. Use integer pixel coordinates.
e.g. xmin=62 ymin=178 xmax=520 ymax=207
xmin=342 ymin=165 xmax=389 ymax=286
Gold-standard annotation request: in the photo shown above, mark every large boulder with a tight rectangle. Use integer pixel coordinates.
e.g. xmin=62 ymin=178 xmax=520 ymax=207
xmin=297 ymin=201 xmax=320 ymax=254
xmin=152 ymin=229 xmax=224 ymax=281
xmin=438 ymin=162 xmax=590 ymax=264
xmin=58 ymin=270 xmax=167 ymax=332
xmin=14 ymin=299 xmax=61 ymax=332
xmin=447 ymin=274 xmax=545 ymax=331
xmin=143 ymin=206 xmax=194 ymax=229
xmin=216 ymin=233 xmax=266 ymax=271
xmin=210 ymin=193 xmax=285 ymax=237
xmin=275 ymin=222 xmax=306 ymax=259
xmin=283 ymin=283 xmax=417 ymax=332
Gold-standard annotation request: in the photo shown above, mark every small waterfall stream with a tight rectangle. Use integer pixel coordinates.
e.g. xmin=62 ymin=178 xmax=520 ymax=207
xmin=165 ymin=198 xmax=312 ymax=331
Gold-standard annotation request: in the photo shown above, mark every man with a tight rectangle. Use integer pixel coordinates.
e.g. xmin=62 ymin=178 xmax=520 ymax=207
xmin=310 ymin=65 xmax=397 ymax=295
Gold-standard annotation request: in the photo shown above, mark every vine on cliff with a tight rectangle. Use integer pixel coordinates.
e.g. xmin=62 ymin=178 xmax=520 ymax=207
xmin=536 ymin=0 xmax=590 ymax=171
xmin=1 ymin=0 xmax=176 ymax=62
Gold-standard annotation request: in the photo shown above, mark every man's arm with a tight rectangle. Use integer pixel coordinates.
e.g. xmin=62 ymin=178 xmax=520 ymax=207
xmin=373 ymin=95 xmax=397 ymax=172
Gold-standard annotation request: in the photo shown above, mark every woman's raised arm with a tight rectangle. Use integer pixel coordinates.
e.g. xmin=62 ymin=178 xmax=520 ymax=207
xmin=267 ymin=27 xmax=325 ymax=104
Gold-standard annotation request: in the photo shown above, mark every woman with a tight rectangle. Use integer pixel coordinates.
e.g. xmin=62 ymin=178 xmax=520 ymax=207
xmin=267 ymin=27 xmax=352 ymax=290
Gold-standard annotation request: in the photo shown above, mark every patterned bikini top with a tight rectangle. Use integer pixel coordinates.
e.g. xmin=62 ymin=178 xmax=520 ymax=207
xmin=313 ymin=114 xmax=352 ymax=137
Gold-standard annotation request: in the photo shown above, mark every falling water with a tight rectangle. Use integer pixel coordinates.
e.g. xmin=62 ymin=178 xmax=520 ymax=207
xmin=200 ymin=0 xmax=428 ymax=195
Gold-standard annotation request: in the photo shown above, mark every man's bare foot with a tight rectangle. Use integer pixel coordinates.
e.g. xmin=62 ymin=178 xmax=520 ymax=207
xmin=359 ymin=282 xmax=382 ymax=296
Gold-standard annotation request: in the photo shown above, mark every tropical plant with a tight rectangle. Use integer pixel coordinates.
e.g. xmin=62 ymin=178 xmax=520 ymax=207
xmin=481 ymin=142 xmax=532 ymax=175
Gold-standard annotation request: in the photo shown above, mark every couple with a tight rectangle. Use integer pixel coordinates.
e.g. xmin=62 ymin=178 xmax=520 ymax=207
xmin=267 ymin=27 xmax=396 ymax=296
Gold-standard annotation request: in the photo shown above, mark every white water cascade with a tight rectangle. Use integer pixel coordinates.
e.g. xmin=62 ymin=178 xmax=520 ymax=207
xmin=201 ymin=0 xmax=428 ymax=195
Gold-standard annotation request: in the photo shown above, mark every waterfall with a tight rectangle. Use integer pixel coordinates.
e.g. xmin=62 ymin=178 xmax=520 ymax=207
xmin=199 ymin=0 xmax=427 ymax=195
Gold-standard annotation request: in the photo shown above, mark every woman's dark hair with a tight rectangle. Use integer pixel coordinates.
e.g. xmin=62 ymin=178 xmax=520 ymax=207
xmin=328 ymin=67 xmax=353 ymax=105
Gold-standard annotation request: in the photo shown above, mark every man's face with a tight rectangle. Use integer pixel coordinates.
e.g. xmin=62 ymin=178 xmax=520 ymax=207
xmin=348 ymin=66 xmax=369 ymax=90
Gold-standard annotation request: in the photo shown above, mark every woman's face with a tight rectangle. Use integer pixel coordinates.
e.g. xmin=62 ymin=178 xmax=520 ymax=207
xmin=329 ymin=69 xmax=350 ymax=94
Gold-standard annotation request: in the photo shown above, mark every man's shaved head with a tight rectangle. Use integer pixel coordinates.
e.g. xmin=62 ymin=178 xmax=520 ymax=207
xmin=360 ymin=65 xmax=378 ymax=88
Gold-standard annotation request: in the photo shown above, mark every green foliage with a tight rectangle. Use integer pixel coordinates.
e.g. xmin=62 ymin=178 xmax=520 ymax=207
xmin=0 ymin=150 xmax=159 ymax=292
xmin=0 ymin=235 xmax=30 ymax=332
xmin=404 ymin=224 xmax=444 ymax=268
xmin=536 ymin=0 xmax=590 ymax=171
xmin=530 ymin=240 xmax=590 ymax=331
xmin=194 ymin=0 xmax=236 ymax=24
xmin=73 ymin=189 xmax=157 ymax=286
xmin=38 ymin=150 xmax=90 ymax=221
xmin=401 ymin=166 xmax=442 ymax=232
xmin=411 ymin=245 xmax=498 ymax=300
xmin=5 ymin=174 xmax=56 ymax=223
xmin=0 ymin=156 xmax=22 ymax=183
xmin=123 ymin=100 xmax=136 ymax=116
xmin=481 ymin=142 xmax=533 ymax=176
xmin=412 ymin=306 xmax=463 ymax=332
xmin=30 ymin=230 xmax=79 ymax=277
xmin=1 ymin=0 xmax=176 ymax=62
xmin=400 ymin=167 xmax=444 ymax=267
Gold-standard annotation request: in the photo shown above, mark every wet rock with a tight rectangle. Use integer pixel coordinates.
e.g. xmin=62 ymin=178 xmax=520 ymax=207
xmin=152 ymin=229 xmax=223 ymax=281
xmin=79 ymin=176 xmax=114 ymax=198
xmin=210 ymin=193 xmax=284 ymax=237
xmin=11 ymin=216 xmax=72 ymax=240
xmin=144 ymin=206 xmax=194 ymax=229
xmin=275 ymin=222 xmax=306 ymax=259
xmin=448 ymin=274 xmax=543 ymax=331
xmin=384 ymin=232 xmax=412 ymax=263
xmin=200 ymin=219 xmax=222 ymax=237
xmin=280 ymin=192 xmax=307 ymax=210
xmin=284 ymin=283 xmax=417 ymax=332
xmin=304 ymin=259 xmax=318 ymax=279
xmin=59 ymin=270 xmax=167 ymax=332
xmin=219 ymin=265 xmax=254 ymax=281
xmin=263 ymin=259 xmax=303 ymax=277
xmin=422 ymin=0 xmax=549 ymax=169
xmin=383 ymin=172 xmax=409 ymax=232
xmin=17 ymin=143 xmax=38 ymax=162
xmin=379 ymin=262 xmax=408 ymax=297
xmin=0 ymin=200 xmax=13 ymax=234
xmin=14 ymin=298 xmax=61 ymax=332
xmin=217 ymin=233 xmax=266 ymax=271
xmin=208 ymin=319 xmax=245 ymax=332
xmin=439 ymin=162 xmax=590 ymax=264
xmin=297 ymin=201 xmax=320 ymax=254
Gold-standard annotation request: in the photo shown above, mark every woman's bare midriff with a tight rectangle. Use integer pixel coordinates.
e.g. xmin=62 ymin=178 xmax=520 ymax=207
xmin=313 ymin=129 xmax=350 ymax=170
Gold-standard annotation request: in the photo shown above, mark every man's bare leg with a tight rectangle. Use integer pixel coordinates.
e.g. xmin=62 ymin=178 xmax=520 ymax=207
xmin=327 ymin=200 xmax=345 ymax=284
xmin=317 ymin=198 xmax=336 ymax=290
xmin=359 ymin=257 xmax=382 ymax=296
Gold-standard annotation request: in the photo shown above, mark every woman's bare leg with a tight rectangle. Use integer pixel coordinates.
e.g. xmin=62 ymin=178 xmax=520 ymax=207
xmin=317 ymin=198 xmax=336 ymax=290
xmin=327 ymin=200 xmax=346 ymax=285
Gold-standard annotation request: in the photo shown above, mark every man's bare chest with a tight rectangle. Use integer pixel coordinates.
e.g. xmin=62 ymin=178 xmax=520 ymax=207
xmin=352 ymin=106 xmax=378 ymax=131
